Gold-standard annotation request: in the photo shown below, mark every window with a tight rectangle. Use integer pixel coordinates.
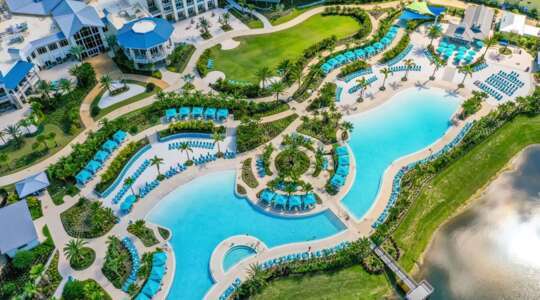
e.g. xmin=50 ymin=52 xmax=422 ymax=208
xmin=59 ymin=39 xmax=69 ymax=47
xmin=31 ymin=52 xmax=36 ymax=59
xmin=37 ymin=47 xmax=47 ymax=55
xmin=48 ymin=43 xmax=58 ymax=51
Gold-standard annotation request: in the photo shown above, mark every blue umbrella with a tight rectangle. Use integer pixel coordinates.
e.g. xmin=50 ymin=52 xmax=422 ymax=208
xmin=142 ymin=280 xmax=160 ymax=297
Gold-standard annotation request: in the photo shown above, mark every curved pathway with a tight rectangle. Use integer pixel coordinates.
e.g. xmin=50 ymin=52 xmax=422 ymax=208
xmin=226 ymin=0 xmax=272 ymax=29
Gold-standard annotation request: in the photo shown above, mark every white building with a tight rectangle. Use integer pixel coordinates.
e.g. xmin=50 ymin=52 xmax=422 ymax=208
xmin=499 ymin=10 xmax=540 ymax=37
xmin=0 ymin=61 xmax=40 ymax=111
xmin=143 ymin=0 xmax=218 ymax=21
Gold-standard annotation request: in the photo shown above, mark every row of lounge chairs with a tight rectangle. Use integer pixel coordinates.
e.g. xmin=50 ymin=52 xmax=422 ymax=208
xmin=223 ymin=150 xmax=236 ymax=159
xmin=76 ymin=130 xmax=127 ymax=186
xmin=472 ymin=62 xmax=488 ymax=72
xmin=194 ymin=153 xmax=217 ymax=165
xmin=335 ymin=86 xmax=343 ymax=102
xmin=219 ymin=278 xmax=241 ymax=300
xmin=228 ymin=79 xmax=251 ymax=86
xmin=136 ymin=252 xmax=168 ymax=300
xmin=259 ymin=189 xmax=317 ymax=211
xmin=330 ymin=146 xmax=350 ymax=190
xmin=168 ymin=140 xmax=215 ymax=150
xmin=256 ymin=158 xmax=266 ymax=177
xmin=207 ymin=59 xmax=214 ymax=69
xmin=113 ymin=159 xmax=150 ymax=204
xmin=321 ymin=26 xmax=399 ymax=74
xmin=139 ymin=180 xmax=160 ymax=198
xmin=385 ymin=44 xmax=413 ymax=66
xmin=119 ymin=195 xmax=137 ymax=214
xmin=485 ymin=74 xmax=519 ymax=96
xmin=348 ymin=76 xmax=377 ymax=94
xmin=498 ymin=70 xmax=524 ymax=87
xmin=343 ymin=67 xmax=373 ymax=83
xmin=473 ymin=80 xmax=503 ymax=101
xmin=388 ymin=64 xmax=421 ymax=73
xmin=165 ymin=107 xmax=229 ymax=122
xmin=423 ymin=48 xmax=443 ymax=67
xmin=164 ymin=163 xmax=187 ymax=178
xmin=259 ymin=241 xmax=351 ymax=270
xmin=372 ymin=122 xmax=475 ymax=228
xmin=122 ymin=238 xmax=141 ymax=292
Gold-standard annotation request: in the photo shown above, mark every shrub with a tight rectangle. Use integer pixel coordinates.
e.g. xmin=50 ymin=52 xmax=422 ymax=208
xmin=460 ymin=92 xmax=487 ymax=120
xmin=338 ymin=60 xmax=370 ymax=78
xmin=70 ymin=247 xmax=96 ymax=270
xmin=237 ymin=184 xmax=247 ymax=195
xmin=381 ymin=34 xmax=411 ymax=63
xmin=95 ymin=138 xmax=149 ymax=193
xmin=236 ymin=114 xmax=298 ymax=152
xmin=102 ymin=236 xmax=131 ymax=289
xmin=62 ymin=280 xmax=85 ymax=299
xmin=241 ymin=158 xmax=258 ymax=188
xmin=167 ymin=43 xmax=196 ymax=73
xmin=60 ymin=198 xmax=117 ymax=238
xmin=26 ymin=196 xmax=43 ymax=219
xmin=308 ymin=83 xmax=337 ymax=110
xmin=158 ymin=227 xmax=170 ymax=240
xmin=298 ymin=111 xmax=341 ymax=144
xmin=145 ymin=82 xmax=156 ymax=92
xmin=158 ymin=120 xmax=221 ymax=138
xmin=127 ymin=220 xmax=159 ymax=247
xmin=12 ymin=250 xmax=35 ymax=270
xmin=91 ymin=105 xmax=101 ymax=117
xmin=275 ymin=149 xmax=310 ymax=177
xmin=196 ymin=49 xmax=212 ymax=77
xmin=151 ymin=70 xmax=162 ymax=79
xmin=39 ymin=251 xmax=63 ymax=298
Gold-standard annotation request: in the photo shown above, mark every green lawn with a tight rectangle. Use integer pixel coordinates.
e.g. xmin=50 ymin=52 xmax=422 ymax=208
xmin=254 ymin=266 xmax=391 ymax=300
xmin=209 ymin=14 xmax=360 ymax=82
xmin=270 ymin=7 xmax=314 ymax=25
xmin=230 ymin=8 xmax=264 ymax=29
xmin=393 ymin=114 xmax=540 ymax=271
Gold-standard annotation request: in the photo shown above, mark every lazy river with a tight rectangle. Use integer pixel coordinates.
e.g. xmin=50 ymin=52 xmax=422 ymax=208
xmin=343 ymin=87 xmax=461 ymax=219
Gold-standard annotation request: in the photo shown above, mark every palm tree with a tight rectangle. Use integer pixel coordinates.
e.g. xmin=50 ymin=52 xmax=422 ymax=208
xmin=100 ymin=75 xmax=113 ymax=93
xmin=124 ymin=177 xmax=135 ymax=195
xmin=63 ymin=239 xmax=87 ymax=263
xmin=212 ymin=131 xmax=224 ymax=154
xmin=22 ymin=281 xmax=41 ymax=299
xmin=340 ymin=121 xmax=353 ymax=136
xmin=356 ymin=77 xmax=369 ymax=101
xmin=481 ymin=36 xmax=496 ymax=59
xmin=131 ymin=219 xmax=146 ymax=233
xmin=284 ymin=183 xmax=296 ymax=196
xmin=429 ymin=60 xmax=446 ymax=80
xmin=5 ymin=124 xmax=22 ymax=147
xmin=427 ymin=25 xmax=442 ymax=46
xmin=458 ymin=65 xmax=473 ymax=88
xmin=277 ymin=59 xmax=292 ymax=78
xmin=83 ymin=281 xmax=104 ymax=300
xmin=150 ymin=155 xmax=164 ymax=175
xmin=58 ymin=78 xmax=73 ymax=95
xmin=69 ymin=45 xmax=84 ymax=62
xmin=36 ymin=80 xmax=52 ymax=101
xmin=270 ymin=81 xmax=285 ymax=101
xmin=198 ymin=17 xmax=211 ymax=35
xmin=290 ymin=66 xmax=303 ymax=87
xmin=402 ymin=58 xmax=415 ymax=81
xmin=302 ymin=182 xmax=313 ymax=193
xmin=178 ymin=142 xmax=193 ymax=161
xmin=379 ymin=68 xmax=393 ymax=91
xmin=256 ymin=67 xmax=273 ymax=88
xmin=0 ymin=130 xmax=7 ymax=144
xmin=18 ymin=118 xmax=32 ymax=135
xmin=36 ymin=134 xmax=48 ymax=150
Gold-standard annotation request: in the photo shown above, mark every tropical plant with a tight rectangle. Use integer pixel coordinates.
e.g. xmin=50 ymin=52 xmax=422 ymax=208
xmin=124 ymin=177 xmax=135 ymax=195
xmin=402 ymin=58 xmax=415 ymax=81
xmin=18 ymin=118 xmax=32 ymax=135
xmin=58 ymin=78 xmax=74 ymax=95
xmin=256 ymin=67 xmax=273 ymax=88
xmin=481 ymin=36 xmax=496 ymax=58
xmin=150 ymin=155 xmax=164 ymax=175
xmin=63 ymin=239 xmax=88 ymax=263
xmin=458 ymin=65 xmax=474 ymax=87
xmin=340 ymin=121 xmax=354 ymax=138
xmin=429 ymin=59 xmax=446 ymax=80
xmin=0 ymin=130 xmax=7 ymax=144
xmin=427 ymin=24 xmax=442 ymax=46
xmin=69 ymin=45 xmax=85 ymax=62
xmin=212 ymin=130 xmax=225 ymax=154
xmin=269 ymin=81 xmax=285 ymax=101
xmin=198 ymin=17 xmax=211 ymax=35
xmin=100 ymin=75 xmax=113 ymax=93
xmin=178 ymin=142 xmax=193 ymax=161
xmin=356 ymin=77 xmax=369 ymax=101
xmin=36 ymin=80 xmax=52 ymax=102
xmin=379 ymin=68 xmax=393 ymax=91
xmin=5 ymin=124 xmax=23 ymax=147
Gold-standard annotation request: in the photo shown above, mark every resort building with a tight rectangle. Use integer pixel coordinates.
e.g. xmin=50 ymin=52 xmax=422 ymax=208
xmin=0 ymin=200 xmax=39 ymax=258
xmin=15 ymin=171 xmax=51 ymax=199
xmin=143 ymin=0 xmax=218 ymax=21
xmin=444 ymin=5 xmax=495 ymax=44
xmin=0 ymin=61 xmax=39 ymax=111
xmin=499 ymin=11 xmax=540 ymax=37
xmin=116 ymin=17 xmax=174 ymax=70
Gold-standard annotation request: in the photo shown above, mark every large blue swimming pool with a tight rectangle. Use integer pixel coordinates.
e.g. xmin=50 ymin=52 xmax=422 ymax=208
xmin=342 ymin=88 xmax=461 ymax=219
xmin=146 ymin=171 xmax=345 ymax=300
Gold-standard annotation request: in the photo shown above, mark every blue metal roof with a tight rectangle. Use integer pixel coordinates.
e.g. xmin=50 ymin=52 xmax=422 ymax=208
xmin=6 ymin=0 xmax=62 ymax=16
xmin=52 ymin=0 xmax=104 ymax=38
xmin=0 ymin=200 xmax=38 ymax=254
xmin=15 ymin=172 xmax=50 ymax=199
xmin=0 ymin=61 xmax=34 ymax=90
xmin=117 ymin=17 xmax=173 ymax=50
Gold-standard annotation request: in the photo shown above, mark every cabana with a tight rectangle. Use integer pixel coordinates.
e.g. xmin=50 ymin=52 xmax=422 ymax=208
xmin=328 ymin=58 xmax=339 ymax=68
xmin=365 ymin=46 xmax=376 ymax=56
xmin=135 ymin=294 xmax=151 ymax=300
xmin=142 ymin=280 xmax=160 ymax=297
xmin=330 ymin=175 xmax=345 ymax=187
xmin=93 ymin=150 xmax=110 ymax=163
xmin=113 ymin=130 xmax=127 ymax=144
xmin=338 ymin=155 xmax=350 ymax=166
xmin=374 ymin=42 xmax=384 ymax=51
xmin=216 ymin=108 xmax=229 ymax=120
xmin=475 ymin=40 xmax=484 ymax=48
xmin=150 ymin=265 xmax=165 ymax=281
xmin=260 ymin=189 xmax=275 ymax=204
xmin=192 ymin=107 xmax=203 ymax=118
xmin=288 ymin=195 xmax=302 ymax=210
xmin=165 ymin=108 xmax=177 ymax=122
xmin=354 ymin=49 xmax=366 ymax=59
xmin=75 ymin=170 xmax=92 ymax=185
xmin=102 ymin=139 xmax=119 ymax=153
xmin=335 ymin=54 xmax=347 ymax=65
xmin=303 ymin=193 xmax=316 ymax=208
xmin=336 ymin=165 xmax=349 ymax=176
xmin=179 ymin=107 xmax=191 ymax=119
xmin=84 ymin=160 xmax=102 ymax=174
xmin=273 ymin=194 xmax=287 ymax=209
xmin=153 ymin=252 xmax=167 ymax=266
xmin=15 ymin=172 xmax=50 ymax=199
xmin=381 ymin=37 xmax=391 ymax=45
xmin=120 ymin=195 xmax=136 ymax=213
xmin=204 ymin=107 xmax=216 ymax=120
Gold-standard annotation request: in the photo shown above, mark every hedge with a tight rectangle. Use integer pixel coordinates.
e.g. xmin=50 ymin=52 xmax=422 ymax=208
xmin=380 ymin=33 xmax=411 ymax=63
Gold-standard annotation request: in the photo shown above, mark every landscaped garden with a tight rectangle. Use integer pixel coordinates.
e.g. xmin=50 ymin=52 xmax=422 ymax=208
xmin=62 ymin=278 xmax=112 ymax=300
xmin=102 ymin=236 xmax=132 ymax=289
xmin=236 ymin=113 xmax=298 ymax=152
xmin=64 ymin=239 xmax=96 ymax=270
xmin=208 ymin=13 xmax=362 ymax=82
xmin=60 ymin=198 xmax=117 ymax=238
xmin=127 ymin=220 xmax=160 ymax=247
xmin=275 ymin=148 xmax=310 ymax=177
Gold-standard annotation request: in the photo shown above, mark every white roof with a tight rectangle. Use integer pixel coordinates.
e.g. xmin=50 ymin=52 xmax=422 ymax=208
xmin=499 ymin=10 xmax=540 ymax=37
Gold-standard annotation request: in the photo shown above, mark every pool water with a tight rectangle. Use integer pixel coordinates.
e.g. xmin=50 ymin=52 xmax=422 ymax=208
xmin=146 ymin=171 xmax=345 ymax=300
xmin=343 ymin=88 xmax=461 ymax=219
xmin=223 ymin=246 xmax=256 ymax=272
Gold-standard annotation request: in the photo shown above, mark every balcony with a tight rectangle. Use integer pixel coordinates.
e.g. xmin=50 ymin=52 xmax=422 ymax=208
xmin=131 ymin=52 xmax=167 ymax=64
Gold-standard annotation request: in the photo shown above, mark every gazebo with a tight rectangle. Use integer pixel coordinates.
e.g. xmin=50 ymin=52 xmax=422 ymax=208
xmin=192 ymin=107 xmax=203 ymax=118
xmin=113 ymin=130 xmax=127 ymax=144
xmin=75 ymin=170 xmax=93 ymax=185
xmin=15 ymin=172 xmax=50 ymax=199
xmin=204 ymin=107 xmax=216 ymax=119
xmin=179 ymin=107 xmax=191 ymax=119
xmin=217 ymin=108 xmax=229 ymax=120
xmin=165 ymin=108 xmax=177 ymax=122
xmin=102 ymin=140 xmax=119 ymax=153
xmin=84 ymin=160 xmax=102 ymax=174
xmin=93 ymin=150 xmax=110 ymax=163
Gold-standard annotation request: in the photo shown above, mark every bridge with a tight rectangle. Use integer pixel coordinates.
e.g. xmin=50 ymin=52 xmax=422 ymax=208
xmin=372 ymin=245 xmax=434 ymax=300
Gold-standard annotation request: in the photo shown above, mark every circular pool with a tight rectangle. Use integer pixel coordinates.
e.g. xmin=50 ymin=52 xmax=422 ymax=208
xmin=223 ymin=245 xmax=257 ymax=272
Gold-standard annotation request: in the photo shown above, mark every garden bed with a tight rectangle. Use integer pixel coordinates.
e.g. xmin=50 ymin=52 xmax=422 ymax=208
xmin=102 ymin=236 xmax=132 ymax=289
xmin=275 ymin=149 xmax=310 ymax=177
xmin=241 ymin=158 xmax=258 ymax=188
xmin=38 ymin=251 xmax=63 ymax=298
xmin=237 ymin=114 xmax=298 ymax=152
xmin=69 ymin=247 xmax=96 ymax=271
xmin=167 ymin=43 xmax=196 ymax=73
xmin=60 ymin=198 xmax=117 ymax=238
xmin=127 ymin=220 xmax=159 ymax=247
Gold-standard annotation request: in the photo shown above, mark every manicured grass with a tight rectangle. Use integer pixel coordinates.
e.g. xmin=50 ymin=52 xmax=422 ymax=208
xmin=91 ymin=80 xmax=160 ymax=120
xmin=253 ymin=265 xmax=391 ymax=300
xmin=230 ymin=8 xmax=264 ymax=29
xmin=209 ymin=14 xmax=360 ymax=82
xmin=393 ymin=114 xmax=540 ymax=271
xmin=69 ymin=247 xmax=96 ymax=271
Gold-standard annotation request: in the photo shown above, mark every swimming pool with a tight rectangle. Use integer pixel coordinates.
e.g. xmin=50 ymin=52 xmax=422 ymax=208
xmin=342 ymin=88 xmax=461 ymax=219
xmin=222 ymin=246 xmax=256 ymax=272
xmin=146 ymin=171 xmax=345 ymax=300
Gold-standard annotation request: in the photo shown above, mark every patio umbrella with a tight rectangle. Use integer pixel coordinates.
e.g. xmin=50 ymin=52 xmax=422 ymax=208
xmin=458 ymin=46 xmax=468 ymax=52
xmin=374 ymin=42 xmax=384 ymax=51
xmin=475 ymin=40 xmax=484 ymax=48
xmin=142 ymin=280 xmax=160 ymax=297
xmin=381 ymin=37 xmax=390 ymax=45
xmin=448 ymin=43 xmax=456 ymax=49
xmin=439 ymin=41 xmax=448 ymax=48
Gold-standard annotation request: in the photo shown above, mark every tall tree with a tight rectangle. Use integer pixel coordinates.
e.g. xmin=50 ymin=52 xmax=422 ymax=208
xmin=270 ymin=81 xmax=285 ymax=101
xmin=458 ymin=65 xmax=474 ymax=87
xmin=402 ymin=58 xmax=415 ymax=81
xmin=178 ymin=142 xmax=193 ymax=161
xmin=256 ymin=67 xmax=273 ymax=88
xmin=69 ymin=45 xmax=85 ymax=62
xmin=212 ymin=131 xmax=225 ymax=154
xmin=124 ymin=177 xmax=135 ymax=196
xmin=356 ymin=76 xmax=369 ymax=101
xmin=150 ymin=155 xmax=164 ymax=175
xmin=100 ymin=75 xmax=113 ymax=93
xmin=379 ymin=68 xmax=393 ymax=91
xmin=481 ymin=36 xmax=496 ymax=59
xmin=63 ymin=239 xmax=87 ymax=263
xmin=427 ymin=25 xmax=442 ymax=46
xmin=58 ymin=78 xmax=74 ymax=95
